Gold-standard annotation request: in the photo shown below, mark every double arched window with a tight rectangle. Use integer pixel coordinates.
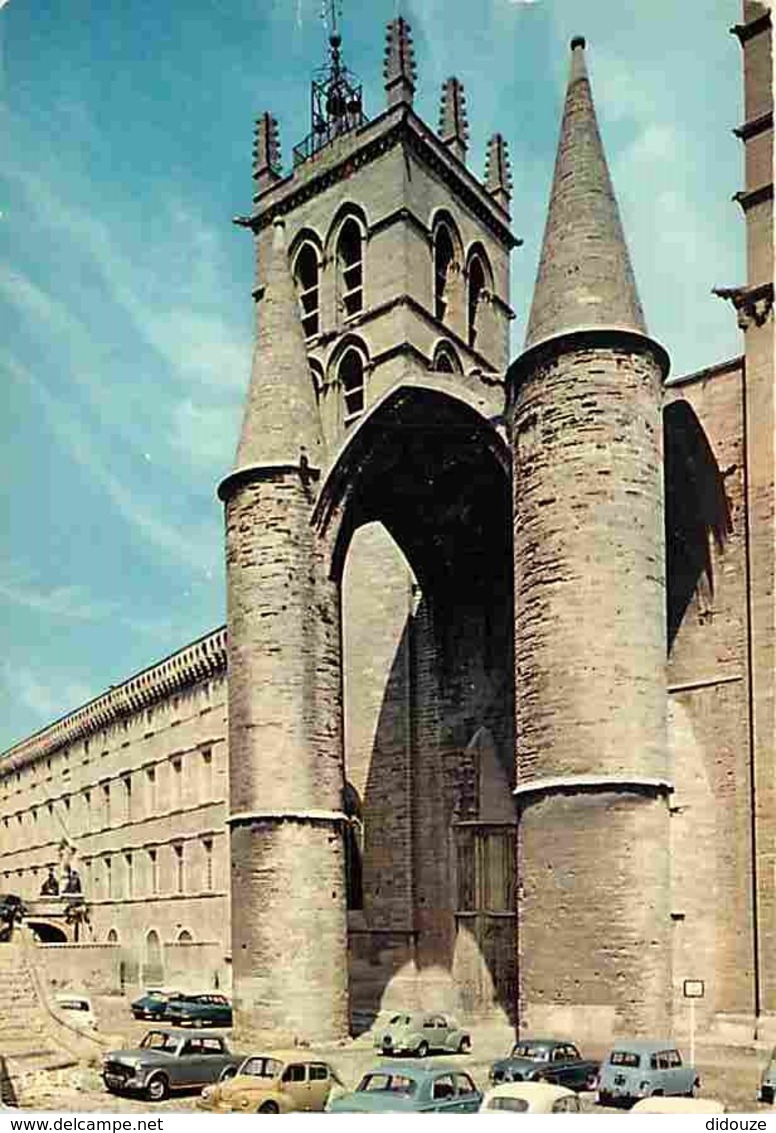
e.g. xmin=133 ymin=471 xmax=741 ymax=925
xmin=434 ymin=223 xmax=455 ymax=322
xmin=338 ymin=346 xmax=366 ymax=425
xmin=336 ymin=218 xmax=364 ymax=318
xmin=467 ymin=256 xmax=486 ymax=348
xmin=293 ymin=242 xmax=320 ymax=339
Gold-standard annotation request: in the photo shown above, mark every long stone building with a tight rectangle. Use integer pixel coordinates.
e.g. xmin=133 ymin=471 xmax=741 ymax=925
xmin=0 ymin=5 xmax=772 ymax=1045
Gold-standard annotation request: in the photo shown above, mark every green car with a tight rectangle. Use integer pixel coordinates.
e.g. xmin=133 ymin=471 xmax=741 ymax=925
xmin=374 ymin=1012 xmax=471 ymax=1057
xmin=164 ymin=993 xmax=233 ymax=1028
xmin=327 ymin=1061 xmax=482 ymax=1113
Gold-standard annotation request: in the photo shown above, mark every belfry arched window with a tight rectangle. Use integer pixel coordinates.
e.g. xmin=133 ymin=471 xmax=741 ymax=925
xmin=293 ymin=242 xmax=320 ymax=338
xmin=468 ymin=254 xmax=486 ymax=348
xmin=337 ymin=218 xmax=363 ymax=318
xmin=434 ymin=224 xmax=455 ymax=322
xmin=338 ymin=346 xmax=366 ymax=425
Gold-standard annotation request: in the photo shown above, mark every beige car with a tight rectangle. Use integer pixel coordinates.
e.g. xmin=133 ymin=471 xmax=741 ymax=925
xmin=197 ymin=1051 xmax=345 ymax=1113
xmin=480 ymin=1082 xmax=583 ymax=1113
xmin=631 ymin=1096 xmax=726 ymax=1113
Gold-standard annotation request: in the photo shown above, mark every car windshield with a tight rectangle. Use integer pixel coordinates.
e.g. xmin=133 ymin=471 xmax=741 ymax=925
xmin=140 ymin=1032 xmax=179 ymax=1053
xmin=488 ymin=1096 xmax=530 ymax=1112
xmin=357 ymin=1073 xmax=416 ymax=1096
xmin=388 ymin=1015 xmax=412 ymax=1026
xmin=510 ymin=1044 xmax=550 ymax=1062
xmin=609 ymin=1051 xmax=641 ymax=1067
xmin=58 ymin=1000 xmax=90 ymax=1012
xmin=237 ymin=1057 xmax=283 ymax=1080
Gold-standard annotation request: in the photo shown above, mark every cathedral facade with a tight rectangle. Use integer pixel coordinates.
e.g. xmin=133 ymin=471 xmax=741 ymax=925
xmin=0 ymin=4 xmax=773 ymax=1046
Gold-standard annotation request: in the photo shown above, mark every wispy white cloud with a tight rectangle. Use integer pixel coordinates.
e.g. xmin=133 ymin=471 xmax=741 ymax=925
xmin=6 ymin=354 xmax=219 ymax=576
xmin=0 ymin=574 xmax=116 ymax=623
xmin=0 ymin=660 xmax=94 ymax=728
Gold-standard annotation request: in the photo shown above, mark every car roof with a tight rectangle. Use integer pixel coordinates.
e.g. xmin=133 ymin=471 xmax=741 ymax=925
xmin=606 ymin=1039 xmax=678 ymax=1052
xmin=631 ymin=1097 xmax=725 ymax=1113
xmin=144 ymin=1028 xmax=226 ymax=1039
xmin=368 ymin=1060 xmax=463 ymax=1077
xmin=511 ymin=1038 xmax=574 ymax=1047
xmin=487 ymin=1082 xmax=576 ymax=1101
xmin=241 ymin=1050 xmax=331 ymax=1063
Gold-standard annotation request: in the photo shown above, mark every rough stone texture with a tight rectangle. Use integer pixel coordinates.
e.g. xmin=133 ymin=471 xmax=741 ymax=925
xmin=510 ymin=337 xmax=668 ymax=1039
xmin=518 ymin=790 xmax=671 ymax=1039
xmin=224 ymin=473 xmax=348 ymax=1043
xmin=525 ymin=41 xmax=646 ymax=348
xmin=736 ymin=1 xmax=775 ymax=1035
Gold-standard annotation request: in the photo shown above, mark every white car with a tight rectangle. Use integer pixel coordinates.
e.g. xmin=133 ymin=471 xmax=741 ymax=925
xmin=54 ymin=992 xmax=97 ymax=1030
xmin=631 ymin=1096 xmax=726 ymax=1113
xmin=480 ymin=1082 xmax=582 ymax=1113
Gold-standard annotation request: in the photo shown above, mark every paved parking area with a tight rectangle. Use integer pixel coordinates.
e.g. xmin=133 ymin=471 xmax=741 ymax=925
xmin=14 ymin=998 xmax=776 ymax=1114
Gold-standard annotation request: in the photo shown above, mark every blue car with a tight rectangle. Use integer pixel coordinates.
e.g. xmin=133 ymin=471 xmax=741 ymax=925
xmin=597 ymin=1041 xmax=699 ymax=1107
xmin=131 ymin=989 xmax=181 ymax=1021
xmin=327 ymin=1061 xmax=483 ymax=1113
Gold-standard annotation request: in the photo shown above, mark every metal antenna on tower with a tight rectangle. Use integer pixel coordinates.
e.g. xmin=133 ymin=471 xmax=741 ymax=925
xmin=294 ymin=0 xmax=367 ymax=165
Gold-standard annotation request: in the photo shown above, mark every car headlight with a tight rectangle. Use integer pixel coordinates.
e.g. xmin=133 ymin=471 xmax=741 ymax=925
xmin=240 ymin=1098 xmax=251 ymax=1109
xmin=201 ymin=1087 xmax=213 ymax=1101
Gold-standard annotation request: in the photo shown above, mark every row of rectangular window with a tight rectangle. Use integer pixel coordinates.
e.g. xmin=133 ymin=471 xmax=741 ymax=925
xmin=3 ymin=838 xmax=215 ymax=899
xmin=0 ymin=748 xmax=216 ymax=851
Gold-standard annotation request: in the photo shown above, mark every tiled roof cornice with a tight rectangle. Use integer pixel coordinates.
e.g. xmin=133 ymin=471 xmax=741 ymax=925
xmin=1 ymin=628 xmax=227 ymax=771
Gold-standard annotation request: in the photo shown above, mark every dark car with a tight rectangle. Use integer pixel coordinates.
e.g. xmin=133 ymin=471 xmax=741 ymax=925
xmin=164 ymin=993 xmax=232 ymax=1028
xmin=489 ymin=1038 xmax=599 ymax=1092
xmin=327 ymin=1060 xmax=482 ymax=1113
xmin=102 ymin=1028 xmax=242 ymax=1101
xmin=130 ymin=989 xmax=182 ymax=1021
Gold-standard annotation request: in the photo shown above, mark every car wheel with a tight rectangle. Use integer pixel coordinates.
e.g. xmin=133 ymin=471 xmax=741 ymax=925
xmin=146 ymin=1074 xmax=169 ymax=1102
xmin=597 ymin=1091 xmax=611 ymax=1107
xmin=258 ymin=1101 xmax=279 ymax=1114
xmin=416 ymin=1041 xmax=429 ymax=1058
xmin=686 ymin=1080 xmax=699 ymax=1099
xmin=458 ymin=1036 xmax=471 ymax=1055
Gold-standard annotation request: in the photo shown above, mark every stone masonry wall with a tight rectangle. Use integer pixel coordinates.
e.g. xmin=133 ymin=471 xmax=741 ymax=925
xmin=224 ymin=472 xmax=347 ymax=1043
xmin=511 ymin=337 xmax=669 ymax=1040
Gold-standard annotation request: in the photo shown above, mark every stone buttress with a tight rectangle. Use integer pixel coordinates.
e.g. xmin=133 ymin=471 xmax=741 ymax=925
xmin=218 ymin=218 xmax=348 ymax=1044
xmin=507 ymin=38 xmax=672 ymax=1039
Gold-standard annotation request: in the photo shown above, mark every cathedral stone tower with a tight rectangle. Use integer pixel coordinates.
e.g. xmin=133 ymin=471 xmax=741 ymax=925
xmin=507 ymin=38 xmax=672 ymax=1038
xmin=218 ymin=219 xmax=348 ymax=1044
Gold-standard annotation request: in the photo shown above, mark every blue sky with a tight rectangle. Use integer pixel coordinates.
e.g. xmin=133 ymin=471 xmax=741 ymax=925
xmin=0 ymin=1 xmax=744 ymax=752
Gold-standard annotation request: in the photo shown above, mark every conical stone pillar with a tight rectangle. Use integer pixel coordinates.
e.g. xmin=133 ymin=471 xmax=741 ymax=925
xmin=218 ymin=219 xmax=348 ymax=1045
xmin=508 ymin=38 xmax=672 ymax=1041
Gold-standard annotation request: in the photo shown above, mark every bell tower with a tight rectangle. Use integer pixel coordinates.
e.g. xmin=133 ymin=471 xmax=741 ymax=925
xmin=237 ymin=14 xmax=519 ymax=454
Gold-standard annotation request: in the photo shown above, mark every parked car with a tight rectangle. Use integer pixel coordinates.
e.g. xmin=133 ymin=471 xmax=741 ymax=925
xmin=480 ymin=1082 xmax=583 ymax=1113
xmin=374 ymin=1012 xmax=471 ymax=1057
xmin=164 ymin=993 xmax=232 ymax=1028
xmin=597 ymin=1041 xmax=699 ymax=1107
xmin=130 ymin=989 xmax=181 ymax=1020
xmin=102 ymin=1028 xmax=243 ymax=1101
xmin=759 ymin=1047 xmax=776 ymax=1103
xmin=53 ymin=992 xmax=97 ymax=1031
xmin=327 ymin=1061 xmax=482 ymax=1113
xmin=198 ymin=1051 xmax=345 ymax=1113
xmin=631 ymin=1096 xmax=725 ymax=1113
xmin=489 ymin=1038 xmax=598 ymax=1092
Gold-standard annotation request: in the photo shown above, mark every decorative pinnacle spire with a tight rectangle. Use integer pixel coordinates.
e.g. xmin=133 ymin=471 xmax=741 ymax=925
xmin=485 ymin=133 xmax=512 ymax=213
xmin=438 ymin=77 xmax=469 ymax=163
xmin=524 ymin=36 xmax=647 ymax=349
xmin=233 ymin=219 xmax=323 ymax=472
xmin=253 ymin=113 xmax=282 ymax=194
xmin=383 ymin=17 xmax=417 ymax=107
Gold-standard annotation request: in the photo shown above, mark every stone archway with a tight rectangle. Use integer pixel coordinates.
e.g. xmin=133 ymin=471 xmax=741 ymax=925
xmin=316 ymin=384 xmax=516 ymax=1027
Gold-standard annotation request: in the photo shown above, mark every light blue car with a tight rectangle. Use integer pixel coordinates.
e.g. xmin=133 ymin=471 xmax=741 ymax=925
xmin=326 ymin=1061 xmax=483 ymax=1113
xmin=597 ymin=1041 xmax=699 ymax=1107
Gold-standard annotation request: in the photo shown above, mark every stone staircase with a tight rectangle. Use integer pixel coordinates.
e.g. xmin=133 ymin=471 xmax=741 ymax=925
xmin=0 ymin=941 xmax=77 ymax=1103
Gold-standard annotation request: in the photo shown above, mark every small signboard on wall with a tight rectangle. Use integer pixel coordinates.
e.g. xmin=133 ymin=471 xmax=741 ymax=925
xmin=683 ymin=979 xmax=705 ymax=999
